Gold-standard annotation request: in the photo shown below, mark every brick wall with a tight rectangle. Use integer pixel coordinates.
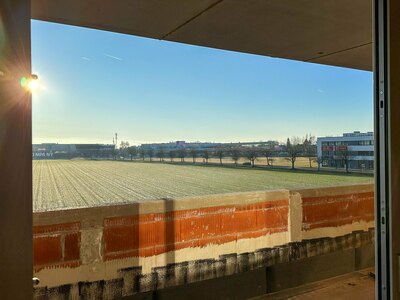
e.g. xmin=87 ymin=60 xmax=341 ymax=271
xmin=103 ymin=200 xmax=288 ymax=261
xmin=33 ymin=222 xmax=81 ymax=272
xmin=302 ymin=191 xmax=374 ymax=230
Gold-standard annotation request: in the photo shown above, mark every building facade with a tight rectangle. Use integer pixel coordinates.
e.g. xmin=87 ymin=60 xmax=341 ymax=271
xmin=32 ymin=144 xmax=115 ymax=159
xmin=140 ymin=140 xmax=279 ymax=152
xmin=317 ymin=131 xmax=374 ymax=170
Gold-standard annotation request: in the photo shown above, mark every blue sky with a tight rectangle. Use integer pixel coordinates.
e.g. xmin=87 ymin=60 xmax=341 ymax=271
xmin=31 ymin=20 xmax=373 ymax=145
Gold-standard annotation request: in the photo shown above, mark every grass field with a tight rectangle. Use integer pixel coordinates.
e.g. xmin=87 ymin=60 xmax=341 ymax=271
xmin=33 ymin=160 xmax=373 ymax=211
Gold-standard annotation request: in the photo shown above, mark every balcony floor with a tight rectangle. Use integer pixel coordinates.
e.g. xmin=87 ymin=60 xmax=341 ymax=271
xmin=253 ymin=268 xmax=375 ymax=300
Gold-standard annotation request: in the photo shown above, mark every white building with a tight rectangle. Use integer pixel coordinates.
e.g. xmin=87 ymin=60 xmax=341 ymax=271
xmin=317 ymin=131 xmax=374 ymax=170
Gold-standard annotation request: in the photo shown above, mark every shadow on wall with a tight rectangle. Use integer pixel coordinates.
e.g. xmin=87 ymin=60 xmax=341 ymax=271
xmin=32 ymin=184 xmax=375 ymax=299
xmin=118 ymin=198 xmax=178 ymax=296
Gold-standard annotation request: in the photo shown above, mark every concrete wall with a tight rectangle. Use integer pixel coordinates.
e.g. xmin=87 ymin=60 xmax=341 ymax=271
xmin=33 ymin=183 xmax=374 ymax=298
xmin=0 ymin=0 xmax=33 ymax=298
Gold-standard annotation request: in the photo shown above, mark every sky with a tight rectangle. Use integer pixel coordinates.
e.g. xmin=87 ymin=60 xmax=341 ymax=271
xmin=31 ymin=20 xmax=373 ymax=145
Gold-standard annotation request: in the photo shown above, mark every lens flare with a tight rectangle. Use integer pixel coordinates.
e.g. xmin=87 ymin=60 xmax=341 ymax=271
xmin=20 ymin=76 xmax=27 ymax=88
xmin=20 ymin=75 xmax=39 ymax=92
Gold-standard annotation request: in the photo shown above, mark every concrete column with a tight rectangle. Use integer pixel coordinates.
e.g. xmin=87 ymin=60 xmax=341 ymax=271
xmin=0 ymin=0 xmax=32 ymax=298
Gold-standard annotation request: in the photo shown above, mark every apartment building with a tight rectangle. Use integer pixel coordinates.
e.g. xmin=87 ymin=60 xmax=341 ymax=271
xmin=317 ymin=131 xmax=374 ymax=170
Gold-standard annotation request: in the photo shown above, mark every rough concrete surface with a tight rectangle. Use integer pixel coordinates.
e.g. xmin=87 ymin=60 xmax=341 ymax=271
xmin=253 ymin=268 xmax=375 ymax=300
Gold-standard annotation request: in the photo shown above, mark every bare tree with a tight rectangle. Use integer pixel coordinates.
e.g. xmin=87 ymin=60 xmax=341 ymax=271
xmin=202 ymin=149 xmax=210 ymax=164
xmin=157 ymin=146 xmax=165 ymax=162
xmin=112 ymin=148 xmax=117 ymax=160
xmin=177 ymin=148 xmax=186 ymax=162
xmin=119 ymin=141 xmax=130 ymax=160
xmin=230 ymin=147 xmax=241 ymax=167
xmin=214 ymin=147 xmax=225 ymax=165
xmin=245 ymin=147 xmax=258 ymax=167
xmin=189 ymin=148 xmax=198 ymax=164
xmin=260 ymin=147 xmax=274 ymax=166
xmin=168 ymin=150 xmax=176 ymax=162
xmin=128 ymin=146 xmax=138 ymax=160
xmin=286 ymin=137 xmax=303 ymax=169
xmin=147 ymin=148 xmax=154 ymax=162
xmin=316 ymin=156 xmax=323 ymax=171
xmin=139 ymin=147 xmax=146 ymax=161
xmin=303 ymin=135 xmax=316 ymax=168
xmin=336 ymin=148 xmax=351 ymax=173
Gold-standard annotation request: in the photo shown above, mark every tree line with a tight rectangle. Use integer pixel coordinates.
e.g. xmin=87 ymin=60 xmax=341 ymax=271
xmin=114 ymin=136 xmax=318 ymax=170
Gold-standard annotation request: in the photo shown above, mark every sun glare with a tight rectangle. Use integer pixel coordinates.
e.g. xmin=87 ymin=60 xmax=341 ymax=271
xmin=20 ymin=75 xmax=39 ymax=93
xmin=28 ymin=79 xmax=38 ymax=91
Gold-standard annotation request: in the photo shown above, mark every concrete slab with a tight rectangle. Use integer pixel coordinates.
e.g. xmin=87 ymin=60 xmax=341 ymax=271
xmin=167 ymin=0 xmax=372 ymax=70
xmin=31 ymin=0 xmax=220 ymax=39
xmin=32 ymin=0 xmax=373 ymax=71
xmin=253 ymin=268 xmax=375 ymax=300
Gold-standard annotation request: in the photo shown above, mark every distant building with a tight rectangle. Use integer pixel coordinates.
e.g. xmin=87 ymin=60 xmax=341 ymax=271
xmin=32 ymin=143 xmax=115 ymax=159
xmin=317 ymin=131 xmax=374 ymax=170
xmin=140 ymin=141 xmax=221 ymax=154
xmin=140 ymin=140 xmax=279 ymax=153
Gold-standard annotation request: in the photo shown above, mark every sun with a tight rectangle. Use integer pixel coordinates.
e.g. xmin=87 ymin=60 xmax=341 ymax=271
xmin=27 ymin=79 xmax=38 ymax=91
xmin=20 ymin=75 xmax=39 ymax=93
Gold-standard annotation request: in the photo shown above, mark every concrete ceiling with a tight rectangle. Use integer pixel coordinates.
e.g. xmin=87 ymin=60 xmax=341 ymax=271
xmin=31 ymin=0 xmax=373 ymax=71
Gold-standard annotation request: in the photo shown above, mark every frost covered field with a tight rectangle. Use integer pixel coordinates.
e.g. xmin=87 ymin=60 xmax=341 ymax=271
xmin=33 ymin=160 xmax=373 ymax=211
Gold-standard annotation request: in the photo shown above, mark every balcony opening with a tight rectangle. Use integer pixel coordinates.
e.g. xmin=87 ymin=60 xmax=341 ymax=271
xmin=30 ymin=3 xmax=374 ymax=299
